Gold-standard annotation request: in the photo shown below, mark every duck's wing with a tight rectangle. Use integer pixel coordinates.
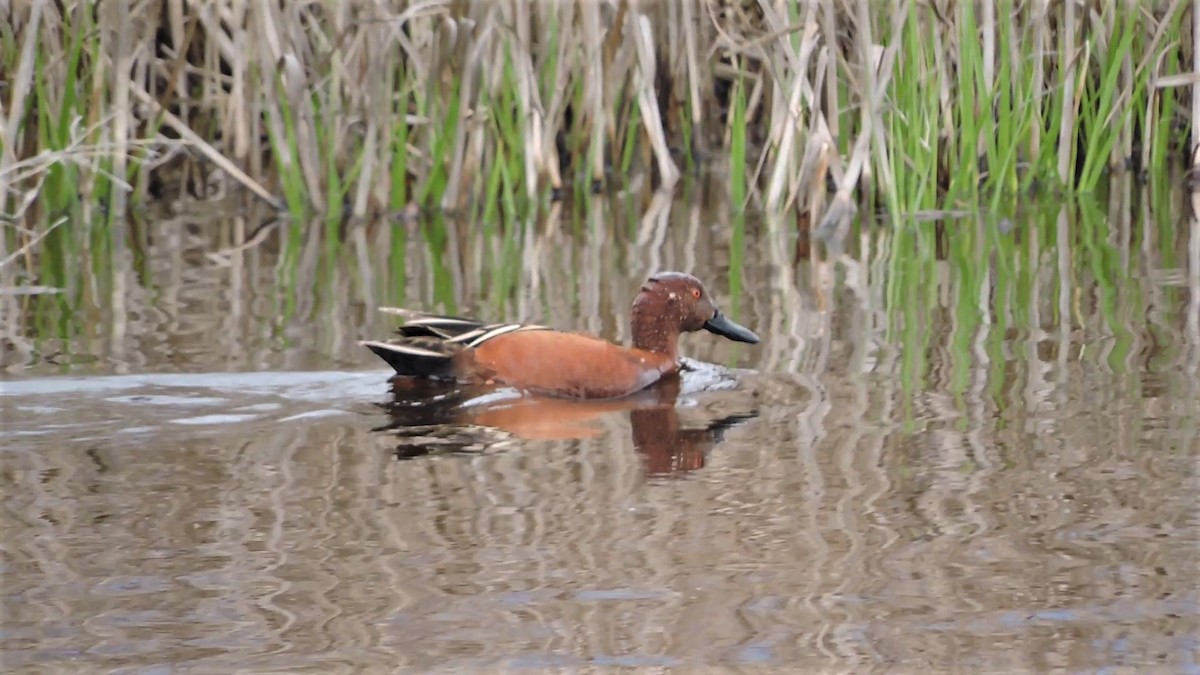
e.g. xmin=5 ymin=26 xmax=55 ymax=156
xmin=365 ymin=308 xmax=553 ymax=376
xmin=378 ymin=308 xmax=488 ymax=340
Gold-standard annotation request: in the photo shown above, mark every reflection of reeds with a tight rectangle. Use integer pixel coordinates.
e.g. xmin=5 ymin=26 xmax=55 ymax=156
xmin=1 ymin=166 xmax=1196 ymax=377
xmin=2 ymin=3 xmax=1191 ymax=239
xmin=3 ymin=176 xmax=1198 ymax=670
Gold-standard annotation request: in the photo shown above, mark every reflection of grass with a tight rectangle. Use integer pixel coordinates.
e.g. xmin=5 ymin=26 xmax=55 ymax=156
xmin=878 ymin=175 xmax=1192 ymax=422
xmin=5 ymin=174 xmax=1194 ymax=386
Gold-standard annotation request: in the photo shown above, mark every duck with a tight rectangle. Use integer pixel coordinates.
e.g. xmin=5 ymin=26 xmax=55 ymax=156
xmin=361 ymin=272 xmax=759 ymax=399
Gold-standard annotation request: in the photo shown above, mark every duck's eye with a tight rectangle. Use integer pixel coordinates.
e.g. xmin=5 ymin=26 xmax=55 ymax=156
xmin=690 ymin=288 xmax=701 ymax=300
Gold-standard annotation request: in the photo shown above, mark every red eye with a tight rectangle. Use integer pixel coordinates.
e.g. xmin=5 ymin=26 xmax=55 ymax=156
xmin=691 ymin=288 xmax=701 ymax=300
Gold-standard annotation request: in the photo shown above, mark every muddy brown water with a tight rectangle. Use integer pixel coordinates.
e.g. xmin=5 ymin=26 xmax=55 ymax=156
xmin=2 ymin=194 xmax=1198 ymax=673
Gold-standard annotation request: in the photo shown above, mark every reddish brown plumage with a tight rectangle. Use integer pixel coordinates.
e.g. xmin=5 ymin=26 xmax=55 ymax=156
xmin=462 ymin=330 xmax=675 ymax=399
xmin=362 ymin=272 xmax=759 ymax=400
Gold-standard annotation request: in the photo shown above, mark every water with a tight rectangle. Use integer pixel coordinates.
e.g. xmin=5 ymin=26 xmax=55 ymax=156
xmin=2 ymin=187 xmax=1198 ymax=673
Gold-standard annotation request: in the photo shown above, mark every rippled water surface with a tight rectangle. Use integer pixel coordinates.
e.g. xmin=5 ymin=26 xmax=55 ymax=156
xmin=3 ymin=188 xmax=1199 ymax=673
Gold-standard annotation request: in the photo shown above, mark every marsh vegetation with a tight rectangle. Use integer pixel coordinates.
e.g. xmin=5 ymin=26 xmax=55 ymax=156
xmin=4 ymin=1 xmax=1193 ymax=222
xmin=1 ymin=1 xmax=1196 ymax=356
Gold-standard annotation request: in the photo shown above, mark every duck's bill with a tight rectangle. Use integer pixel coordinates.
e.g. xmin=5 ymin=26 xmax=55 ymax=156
xmin=704 ymin=311 xmax=760 ymax=344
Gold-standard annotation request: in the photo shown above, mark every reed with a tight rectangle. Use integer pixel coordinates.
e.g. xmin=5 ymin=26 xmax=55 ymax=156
xmin=0 ymin=0 xmax=1192 ymax=268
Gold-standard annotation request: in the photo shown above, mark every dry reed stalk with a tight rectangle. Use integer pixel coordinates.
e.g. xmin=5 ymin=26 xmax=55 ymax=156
xmin=451 ymin=15 xmax=487 ymax=211
xmin=1030 ymin=0 xmax=1048 ymax=159
xmin=869 ymin=0 xmax=909 ymax=209
xmin=748 ymin=1 xmax=788 ymax=149
xmin=792 ymin=125 xmax=831 ymax=220
xmin=541 ymin=1 xmax=575 ymax=192
xmin=819 ymin=126 xmax=870 ymax=238
xmin=581 ymin=2 xmax=607 ymax=182
xmin=816 ymin=0 xmax=907 ymax=234
xmin=819 ymin=0 xmax=840 ymax=141
xmin=1118 ymin=1 xmax=1134 ymax=173
xmin=785 ymin=47 xmax=828 ymax=212
xmin=252 ymin=4 xmax=298 ymax=196
xmin=629 ymin=11 xmax=679 ymax=188
xmin=351 ymin=16 xmax=389 ymax=217
xmin=100 ymin=0 xmax=134 ymax=242
xmin=1194 ymin=0 xmax=1200 ymax=172
xmin=930 ymin=2 xmax=954 ymax=151
xmin=855 ymin=0 xmax=878 ymax=189
xmin=100 ymin=0 xmax=133 ymax=364
xmin=1057 ymin=0 xmax=1078 ymax=182
xmin=1141 ymin=0 xmax=1186 ymax=173
xmin=681 ymin=1 xmax=705 ymax=153
xmin=742 ymin=70 xmax=768 ymax=188
xmin=507 ymin=0 xmax=538 ymax=201
xmin=982 ymin=0 xmax=995 ymax=91
xmin=978 ymin=0 xmax=995 ymax=168
xmin=0 ymin=217 xmax=65 ymax=272
xmin=0 ymin=0 xmax=46 ymax=233
xmin=762 ymin=2 xmax=819 ymax=211
xmin=601 ymin=0 xmax=629 ymax=148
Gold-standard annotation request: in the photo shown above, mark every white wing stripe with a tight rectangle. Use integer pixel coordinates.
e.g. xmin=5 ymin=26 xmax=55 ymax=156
xmin=467 ymin=324 xmax=525 ymax=348
xmin=447 ymin=328 xmax=489 ymax=344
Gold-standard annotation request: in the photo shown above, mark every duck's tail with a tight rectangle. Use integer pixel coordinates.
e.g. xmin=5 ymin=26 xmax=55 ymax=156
xmin=360 ymin=338 xmax=459 ymax=378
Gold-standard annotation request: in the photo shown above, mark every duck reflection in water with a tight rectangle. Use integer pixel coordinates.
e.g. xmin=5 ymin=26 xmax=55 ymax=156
xmin=374 ymin=366 xmax=757 ymax=477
